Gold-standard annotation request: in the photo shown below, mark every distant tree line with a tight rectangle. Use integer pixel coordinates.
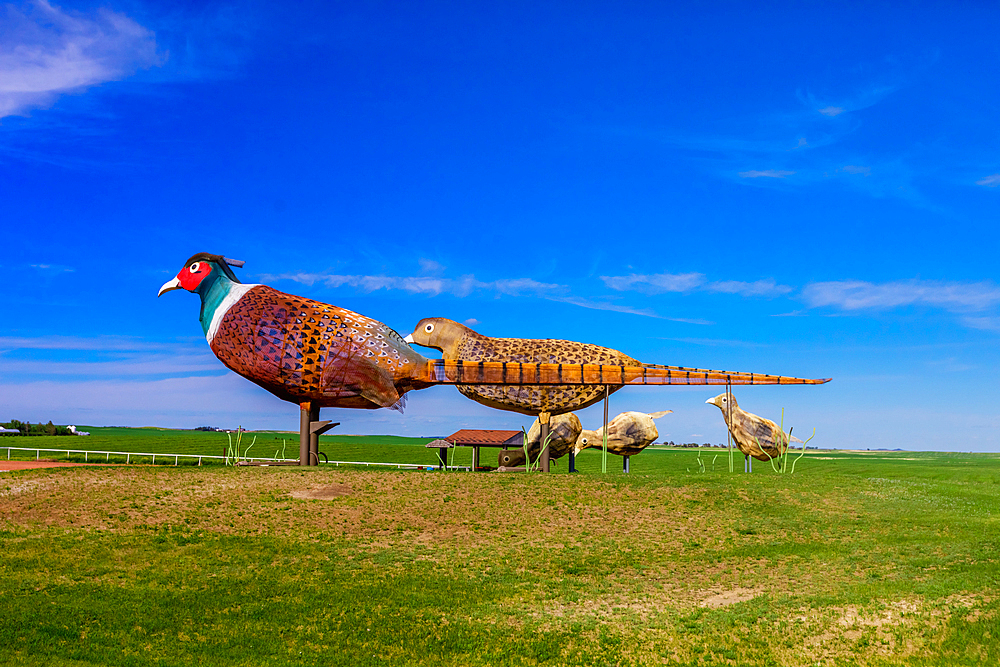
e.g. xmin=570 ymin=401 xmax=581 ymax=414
xmin=1 ymin=420 xmax=72 ymax=436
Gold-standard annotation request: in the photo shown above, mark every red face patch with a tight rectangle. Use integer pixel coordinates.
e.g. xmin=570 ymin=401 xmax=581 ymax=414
xmin=177 ymin=260 xmax=213 ymax=291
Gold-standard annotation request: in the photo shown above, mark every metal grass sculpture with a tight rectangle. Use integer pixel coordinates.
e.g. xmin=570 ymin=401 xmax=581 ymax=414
xmin=519 ymin=427 xmax=555 ymax=472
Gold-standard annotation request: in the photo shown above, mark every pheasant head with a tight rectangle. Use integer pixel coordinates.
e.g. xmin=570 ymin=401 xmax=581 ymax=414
xmin=158 ymin=253 xmax=251 ymax=341
xmin=403 ymin=317 xmax=471 ymax=357
xmin=706 ymin=392 xmax=739 ymax=414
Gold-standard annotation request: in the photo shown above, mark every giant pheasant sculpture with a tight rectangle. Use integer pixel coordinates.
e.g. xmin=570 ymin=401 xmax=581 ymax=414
xmin=158 ymin=253 xmax=428 ymax=411
xmin=160 ymin=254 xmax=829 ymax=464
xmin=404 ymin=318 xmax=830 ymax=416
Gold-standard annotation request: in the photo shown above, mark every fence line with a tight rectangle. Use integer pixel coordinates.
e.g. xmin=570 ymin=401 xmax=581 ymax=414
xmin=2 ymin=446 xmax=469 ymax=471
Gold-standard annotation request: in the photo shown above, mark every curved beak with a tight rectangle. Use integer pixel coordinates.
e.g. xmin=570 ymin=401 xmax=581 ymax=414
xmin=704 ymin=397 xmax=715 ymax=404
xmin=158 ymin=277 xmax=181 ymax=297
xmin=403 ymin=334 xmax=414 ymax=344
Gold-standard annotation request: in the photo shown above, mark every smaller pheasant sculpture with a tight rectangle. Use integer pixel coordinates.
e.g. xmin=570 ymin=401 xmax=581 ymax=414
xmin=706 ymin=392 xmax=800 ymax=462
xmin=574 ymin=410 xmax=672 ymax=457
xmin=405 ymin=318 xmax=830 ymax=417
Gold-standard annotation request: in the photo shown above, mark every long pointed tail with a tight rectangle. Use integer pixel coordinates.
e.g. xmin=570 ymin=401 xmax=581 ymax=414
xmin=415 ymin=360 xmax=830 ymax=386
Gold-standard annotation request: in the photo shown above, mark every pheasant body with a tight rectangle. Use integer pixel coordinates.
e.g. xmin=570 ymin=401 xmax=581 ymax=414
xmin=210 ymin=284 xmax=425 ymax=409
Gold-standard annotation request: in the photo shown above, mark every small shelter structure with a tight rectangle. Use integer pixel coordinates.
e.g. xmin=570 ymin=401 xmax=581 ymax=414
xmin=424 ymin=439 xmax=454 ymax=470
xmin=444 ymin=429 xmax=523 ymax=471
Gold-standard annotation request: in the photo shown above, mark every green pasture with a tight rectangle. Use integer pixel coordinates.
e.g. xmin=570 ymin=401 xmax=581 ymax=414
xmin=0 ymin=427 xmax=446 ymax=466
xmin=2 ymin=439 xmax=999 ymax=666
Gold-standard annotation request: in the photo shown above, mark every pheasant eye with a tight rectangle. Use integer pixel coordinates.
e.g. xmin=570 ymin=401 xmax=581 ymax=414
xmin=425 ymin=324 xmax=434 ymax=333
xmin=189 ymin=262 xmax=201 ymax=273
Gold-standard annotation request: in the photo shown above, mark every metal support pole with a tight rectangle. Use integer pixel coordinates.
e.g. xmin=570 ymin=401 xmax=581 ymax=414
xmin=602 ymin=385 xmax=609 ymax=474
xmin=299 ymin=402 xmax=311 ymax=466
xmin=309 ymin=403 xmax=321 ymax=465
xmin=726 ymin=378 xmax=733 ymax=473
xmin=472 ymin=446 xmax=480 ymax=471
xmin=539 ymin=412 xmax=551 ymax=473
xmin=623 ymin=455 xmax=630 ymax=473
xmin=568 ymin=450 xmax=576 ymax=473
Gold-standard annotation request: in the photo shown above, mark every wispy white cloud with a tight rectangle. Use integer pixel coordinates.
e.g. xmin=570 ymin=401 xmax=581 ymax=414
xmin=547 ymin=296 xmax=710 ymax=323
xmin=0 ymin=355 xmax=219 ymax=377
xmin=601 ymin=272 xmax=704 ymax=294
xmin=0 ymin=335 xmax=174 ymax=352
xmin=800 ymin=83 xmax=899 ymax=119
xmin=260 ymin=272 xmax=567 ymax=298
xmin=0 ymin=335 xmax=217 ymax=381
xmin=841 ymin=165 xmax=871 ymax=176
xmin=802 ymin=279 xmax=1000 ymax=313
xmin=962 ymin=316 xmax=1000 ymax=332
xmin=738 ymin=169 xmax=794 ymax=178
xmin=418 ymin=258 xmax=446 ymax=274
xmin=0 ymin=0 xmax=163 ymax=118
xmin=976 ymin=174 xmax=1000 ymax=187
xmin=29 ymin=263 xmax=74 ymax=272
xmin=708 ymin=279 xmax=793 ymax=297
xmin=601 ymin=273 xmax=791 ymax=298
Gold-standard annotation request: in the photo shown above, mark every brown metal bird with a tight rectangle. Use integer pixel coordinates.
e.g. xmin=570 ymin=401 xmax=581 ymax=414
xmin=706 ymin=392 xmax=798 ymax=462
xmin=405 ymin=317 xmax=830 ymax=416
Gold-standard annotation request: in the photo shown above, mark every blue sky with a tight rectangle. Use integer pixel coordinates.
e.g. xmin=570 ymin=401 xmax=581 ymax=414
xmin=2 ymin=1 xmax=999 ymax=450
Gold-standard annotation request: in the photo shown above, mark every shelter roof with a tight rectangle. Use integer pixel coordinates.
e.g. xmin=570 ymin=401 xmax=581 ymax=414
xmin=444 ymin=429 xmax=523 ymax=446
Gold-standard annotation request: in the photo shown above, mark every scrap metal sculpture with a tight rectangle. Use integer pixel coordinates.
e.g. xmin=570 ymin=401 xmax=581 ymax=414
xmin=405 ymin=317 xmax=828 ymax=470
xmin=160 ymin=254 xmax=830 ymax=467
xmin=574 ymin=410 xmax=672 ymax=472
xmin=706 ymin=392 xmax=799 ymax=468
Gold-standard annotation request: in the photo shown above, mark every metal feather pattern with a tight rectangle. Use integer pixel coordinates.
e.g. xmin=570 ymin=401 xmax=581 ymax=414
xmin=210 ymin=285 xmax=423 ymax=409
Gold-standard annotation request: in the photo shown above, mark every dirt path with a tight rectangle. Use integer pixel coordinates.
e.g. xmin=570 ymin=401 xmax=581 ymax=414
xmin=0 ymin=460 xmax=114 ymax=472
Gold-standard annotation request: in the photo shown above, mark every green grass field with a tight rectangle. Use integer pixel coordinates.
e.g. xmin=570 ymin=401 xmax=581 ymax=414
xmin=2 ymin=431 xmax=998 ymax=665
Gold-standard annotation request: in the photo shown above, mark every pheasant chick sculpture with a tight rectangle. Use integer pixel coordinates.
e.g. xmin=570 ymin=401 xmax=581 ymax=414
xmin=705 ymin=393 xmax=799 ymax=461
xmin=574 ymin=410 xmax=672 ymax=457
xmin=499 ymin=413 xmax=583 ymax=467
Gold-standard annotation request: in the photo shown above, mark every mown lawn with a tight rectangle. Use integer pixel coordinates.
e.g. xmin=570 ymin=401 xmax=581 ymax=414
xmin=1 ymin=445 xmax=998 ymax=665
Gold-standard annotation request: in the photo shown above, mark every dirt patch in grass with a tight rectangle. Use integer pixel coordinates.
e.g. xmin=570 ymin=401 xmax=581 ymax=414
xmin=0 ymin=461 xmax=117 ymax=472
xmin=699 ymin=587 xmax=762 ymax=608
xmin=290 ymin=484 xmax=353 ymax=500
